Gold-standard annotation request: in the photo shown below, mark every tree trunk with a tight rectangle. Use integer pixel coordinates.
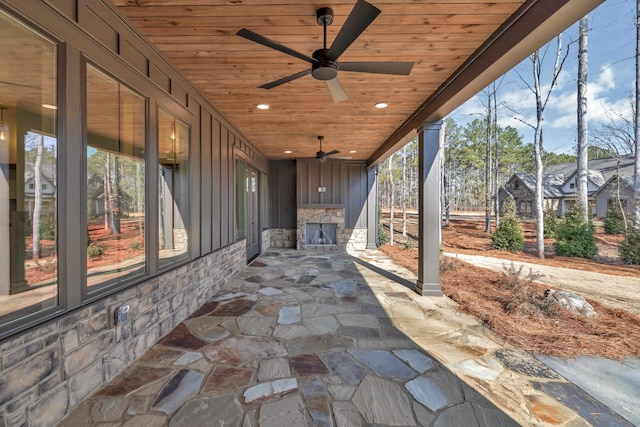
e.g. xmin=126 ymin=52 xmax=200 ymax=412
xmin=615 ymin=159 xmax=628 ymax=232
xmin=485 ymin=92 xmax=493 ymax=233
xmin=634 ymin=0 xmax=640 ymax=228
xmin=577 ymin=16 xmax=590 ymax=222
xmin=533 ymin=49 xmax=546 ymax=259
xmin=31 ymin=134 xmax=44 ymax=265
xmin=493 ymin=88 xmax=500 ymax=228
xmin=402 ymin=145 xmax=407 ymax=237
xmin=388 ymin=154 xmax=394 ymax=246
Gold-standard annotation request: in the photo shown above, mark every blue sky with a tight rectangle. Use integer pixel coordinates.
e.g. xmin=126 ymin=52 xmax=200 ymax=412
xmin=450 ymin=0 xmax=637 ymax=154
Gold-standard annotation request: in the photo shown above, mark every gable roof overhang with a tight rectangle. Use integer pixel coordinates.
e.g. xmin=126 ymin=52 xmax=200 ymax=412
xmin=110 ymin=0 xmax=603 ymax=168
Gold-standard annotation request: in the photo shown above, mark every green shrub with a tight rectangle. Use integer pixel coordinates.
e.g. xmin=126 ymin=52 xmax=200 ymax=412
xmin=604 ymin=206 xmax=626 ymax=235
xmin=130 ymin=240 xmax=142 ymax=250
xmin=619 ymin=228 xmax=640 ymax=264
xmin=543 ymin=206 xmax=559 ymax=238
xmin=87 ymin=243 xmax=103 ymax=259
xmin=38 ymin=217 xmax=56 ymax=241
xmin=402 ymin=239 xmax=413 ymax=249
xmin=492 ymin=196 xmax=524 ymax=252
xmin=378 ymin=224 xmax=388 ymax=246
xmin=554 ymin=204 xmax=598 ymax=258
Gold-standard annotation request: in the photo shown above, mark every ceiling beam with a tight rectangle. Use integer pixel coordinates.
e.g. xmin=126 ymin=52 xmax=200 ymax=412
xmin=367 ymin=0 xmax=604 ymax=169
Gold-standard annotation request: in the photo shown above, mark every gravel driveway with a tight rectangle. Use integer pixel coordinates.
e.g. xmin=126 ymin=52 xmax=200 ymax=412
xmin=445 ymin=253 xmax=640 ymax=316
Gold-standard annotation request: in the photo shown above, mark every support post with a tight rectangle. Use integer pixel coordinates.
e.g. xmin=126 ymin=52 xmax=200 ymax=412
xmin=366 ymin=166 xmax=378 ymax=249
xmin=416 ymin=120 xmax=443 ymax=296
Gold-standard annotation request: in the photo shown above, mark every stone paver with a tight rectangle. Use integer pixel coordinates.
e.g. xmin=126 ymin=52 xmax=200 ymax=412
xmin=59 ymin=249 xmax=616 ymax=426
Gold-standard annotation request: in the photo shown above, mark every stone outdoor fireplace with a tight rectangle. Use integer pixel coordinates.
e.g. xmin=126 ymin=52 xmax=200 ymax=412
xmin=297 ymin=208 xmax=345 ymax=250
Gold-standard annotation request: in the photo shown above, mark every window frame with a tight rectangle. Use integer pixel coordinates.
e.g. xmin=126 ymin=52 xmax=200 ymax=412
xmin=82 ymin=60 xmax=150 ymax=301
xmin=0 ymin=6 xmax=65 ymax=339
xmin=155 ymin=104 xmax=194 ymax=272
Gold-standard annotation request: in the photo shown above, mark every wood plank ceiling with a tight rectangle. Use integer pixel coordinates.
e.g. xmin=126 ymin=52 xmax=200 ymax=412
xmin=110 ymin=0 xmax=545 ymax=162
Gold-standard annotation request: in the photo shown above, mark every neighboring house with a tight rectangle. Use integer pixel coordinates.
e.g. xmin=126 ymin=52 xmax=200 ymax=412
xmin=593 ymin=175 xmax=635 ymax=218
xmin=499 ymin=155 xmax=635 ymax=218
xmin=23 ymin=162 xmax=56 ymax=218
xmin=499 ymin=173 xmax=565 ymax=217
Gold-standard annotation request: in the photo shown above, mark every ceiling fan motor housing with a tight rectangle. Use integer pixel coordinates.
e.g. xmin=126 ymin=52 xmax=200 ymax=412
xmin=312 ymin=49 xmax=338 ymax=80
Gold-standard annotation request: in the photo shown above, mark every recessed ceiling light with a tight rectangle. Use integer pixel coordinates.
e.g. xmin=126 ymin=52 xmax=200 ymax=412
xmin=284 ymin=150 xmax=292 ymax=154
xmin=42 ymin=104 xmax=57 ymax=110
xmin=375 ymin=102 xmax=388 ymax=109
xmin=256 ymin=104 xmax=270 ymax=110
xmin=349 ymin=150 xmax=357 ymax=153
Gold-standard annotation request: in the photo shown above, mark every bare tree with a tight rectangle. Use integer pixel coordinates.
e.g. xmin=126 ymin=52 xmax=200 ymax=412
xmin=402 ymin=145 xmax=407 ymax=237
xmin=493 ymin=86 xmax=500 ymax=228
xmin=32 ymin=134 xmax=44 ymax=265
xmin=577 ymin=16 xmax=589 ymax=222
xmin=592 ymin=97 xmax=635 ymax=156
xmin=388 ymin=154 xmax=395 ymax=246
xmin=515 ymin=35 xmax=574 ymax=258
xmin=484 ymin=89 xmax=493 ymax=233
xmin=635 ymin=0 xmax=640 ymax=228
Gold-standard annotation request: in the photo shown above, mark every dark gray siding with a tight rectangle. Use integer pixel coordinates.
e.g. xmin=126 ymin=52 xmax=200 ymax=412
xmin=345 ymin=163 xmax=369 ymax=229
xmin=268 ymin=160 xmax=297 ymax=229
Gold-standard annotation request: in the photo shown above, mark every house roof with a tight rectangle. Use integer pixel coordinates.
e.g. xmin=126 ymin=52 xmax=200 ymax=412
xmin=546 ymin=155 xmax=635 ymax=183
xmin=592 ymin=174 xmax=635 ymax=197
xmin=513 ymin=172 xmax=566 ymax=198
xmin=107 ymin=0 xmax=602 ymax=166
xmin=24 ymin=163 xmax=56 ymax=183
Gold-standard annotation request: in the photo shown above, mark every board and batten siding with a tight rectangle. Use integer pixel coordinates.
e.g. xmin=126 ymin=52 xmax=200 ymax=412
xmin=0 ymin=0 xmax=266 ymax=424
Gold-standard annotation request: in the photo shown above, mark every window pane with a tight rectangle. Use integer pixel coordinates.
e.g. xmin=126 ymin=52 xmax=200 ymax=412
xmin=235 ymin=158 xmax=245 ymax=239
xmin=86 ymin=65 xmax=146 ymax=290
xmin=158 ymin=110 xmax=189 ymax=264
xmin=0 ymin=11 xmax=58 ymax=326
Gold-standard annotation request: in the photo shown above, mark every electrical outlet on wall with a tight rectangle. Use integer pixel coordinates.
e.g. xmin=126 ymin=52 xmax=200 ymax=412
xmin=114 ymin=304 xmax=130 ymax=325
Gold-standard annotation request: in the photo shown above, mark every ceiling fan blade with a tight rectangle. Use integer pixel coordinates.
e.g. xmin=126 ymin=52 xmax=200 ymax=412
xmin=237 ymin=28 xmax=316 ymax=64
xmin=260 ymin=70 xmax=311 ymax=89
xmin=327 ymin=0 xmax=381 ymax=61
xmin=339 ymin=62 xmax=414 ymax=75
xmin=325 ymin=150 xmax=341 ymax=156
xmin=326 ymin=78 xmax=348 ymax=103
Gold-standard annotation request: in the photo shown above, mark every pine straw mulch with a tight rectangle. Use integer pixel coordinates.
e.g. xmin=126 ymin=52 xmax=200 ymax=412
xmin=379 ymin=245 xmax=640 ymax=360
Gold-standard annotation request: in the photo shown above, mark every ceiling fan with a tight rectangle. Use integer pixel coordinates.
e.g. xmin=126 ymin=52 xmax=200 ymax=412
xmin=236 ymin=0 xmax=414 ymax=103
xmin=316 ymin=136 xmax=350 ymax=162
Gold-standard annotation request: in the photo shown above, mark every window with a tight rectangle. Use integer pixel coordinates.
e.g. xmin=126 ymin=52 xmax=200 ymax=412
xmin=235 ymin=158 xmax=246 ymax=239
xmin=0 ymin=10 xmax=58 ymax=328
xmin=569 ymin=183 xmax=575 ymax=189
xmin=86 ymin=65 xmax=146 ymax=290
xmin=158 ymin=110 xmax=189 ymax=265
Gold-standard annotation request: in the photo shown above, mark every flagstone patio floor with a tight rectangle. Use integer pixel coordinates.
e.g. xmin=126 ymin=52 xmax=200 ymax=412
xmin=59 ymin=249 xmax=633 ymax=426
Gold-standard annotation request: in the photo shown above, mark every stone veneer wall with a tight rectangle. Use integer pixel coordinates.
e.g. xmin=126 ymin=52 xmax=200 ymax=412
xmin=261 ymin=229 xmax=271 ymax=251
xmin=265 ymin=228 xmax=296 ymax=249
xmin=297 ymin=208 xmax=345 ymax=250
xmin=345 ymin=228 xmax=368 ymax=251
xmin=0 ymin=241 xmax=245 ymax=427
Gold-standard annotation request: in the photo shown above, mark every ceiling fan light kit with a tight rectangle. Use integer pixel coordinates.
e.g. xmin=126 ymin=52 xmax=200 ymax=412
xmin=236 ymin=0 xmax=414 ymax=103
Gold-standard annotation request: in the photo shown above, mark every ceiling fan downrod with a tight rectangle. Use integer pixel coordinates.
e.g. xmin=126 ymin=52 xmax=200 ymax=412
xmin=312 ymin=8 xmax=338 ymax=81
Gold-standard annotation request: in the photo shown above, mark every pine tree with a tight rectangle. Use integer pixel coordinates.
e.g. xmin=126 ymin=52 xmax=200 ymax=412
xmin=491 ymin=196 xmax=524 ymax=252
